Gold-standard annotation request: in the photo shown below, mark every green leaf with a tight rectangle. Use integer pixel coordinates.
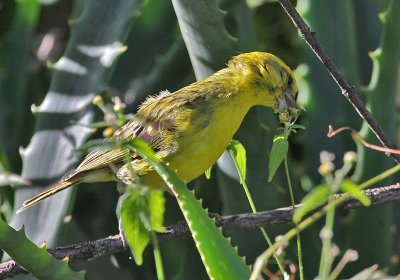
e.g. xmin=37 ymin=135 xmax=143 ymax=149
xmin=268 ymin=136 xmax=288 ymax=182
xmin=340 ymin=179 xmax=371 ymax=206
xmin=293 ymin=184 xmax=330 ymax=223
xmin=148 ymin=189 xmax=166 ymax=233
xmin=0 ymin=218 xmax=85 ymax=279
xmin=205 ymin=166 xmax=212 ymax=179
xmin=119 ymin=176 xmax=165 ymax=266
xmin=0 ymin=143 xmax=11 ymax=172
xmin=290 ymin=124 xmax=306 ymax=130
xmin=120 ymin=189 xmax=151 ymax=265
xmin=228 ymin=139 xmax=247 ymax=184
xmin=127 ymin=141 xmax=251 ymax=280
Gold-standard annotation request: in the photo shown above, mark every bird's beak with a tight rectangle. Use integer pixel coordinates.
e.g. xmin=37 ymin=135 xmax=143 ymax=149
xmin=277 ymin=90 xmax=297 ymax=110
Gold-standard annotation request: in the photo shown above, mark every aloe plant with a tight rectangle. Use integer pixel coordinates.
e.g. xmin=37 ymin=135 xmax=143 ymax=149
xmin=0 ymin=217 xmax=84 ymax=279
xmin=349 ymin=0 xmax=400 ymax=274
xmin=10 ymin=0 xmax=139 ymax=249
xmin=0 ymin=0 xmax=40 ymax=171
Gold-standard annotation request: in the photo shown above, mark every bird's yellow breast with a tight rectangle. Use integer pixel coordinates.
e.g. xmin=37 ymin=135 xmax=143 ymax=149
xmin=164 ymin=94 xmax=251 ymax=184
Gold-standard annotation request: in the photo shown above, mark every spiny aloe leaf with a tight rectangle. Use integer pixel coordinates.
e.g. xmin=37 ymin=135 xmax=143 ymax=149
xmin=127 ymin=139 xmax=251 ymax=280
xmin=11 ymin=0 xmax=140 ymax=248
xmin=171 ymin=0 xmax=236 ymax=79
xmin=0 ymin=172 xmax=30 ymax=187
xmin=0 ymin=218 xmax=84 ymax=279
xmin=0 ymin=0 xmax=40 ymax=170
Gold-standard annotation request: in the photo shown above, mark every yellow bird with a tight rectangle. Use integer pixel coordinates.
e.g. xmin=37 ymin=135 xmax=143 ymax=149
xmin=18 ymin=52 xmax=298 ymax=213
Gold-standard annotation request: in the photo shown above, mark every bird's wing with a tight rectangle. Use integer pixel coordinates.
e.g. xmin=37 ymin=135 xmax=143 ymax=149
xmin=63 ymin=119 xmax=167 ymax=181
xmin=68 ymin=89 xmax=201 ymax=180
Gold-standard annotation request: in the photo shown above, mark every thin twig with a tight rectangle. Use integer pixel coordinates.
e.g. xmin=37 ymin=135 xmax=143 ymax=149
xmin=2 ymin=183 xmax=400 ymax=279
xmin=328 ymin=125 xmax=400 ymax=155
xmin=277 ymin=0 xmax=400 ymax=164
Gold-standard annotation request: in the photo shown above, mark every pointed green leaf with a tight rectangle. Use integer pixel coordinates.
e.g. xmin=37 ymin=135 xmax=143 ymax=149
xmin=293 ymin=184 xmax=330 ymax=223
xmin=290 ymin=124 xmax=306 ymax=130
xmin=148 ymin=189 xmax=166 ymax=233
xmin=268 ymin=136 xmax=288 ymax=182
xmin=120 ymin=189 xmax=151 ymax=265
xmin=228 ymin=139 xmax=247 ymax=183
xmin=340 ymin=179 xmax=371 ymax=206
xmin=205 ymin=166 xmax=212 ymax=179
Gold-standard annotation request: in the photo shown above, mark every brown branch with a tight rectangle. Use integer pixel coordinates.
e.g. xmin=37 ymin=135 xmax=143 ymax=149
xmin=277 ymin=0 xmax=400 ymax=164
xmin=2 ymin=183 xmax=400 ymax=279
xmin=328 ymin=125 xmax=400 ymax=155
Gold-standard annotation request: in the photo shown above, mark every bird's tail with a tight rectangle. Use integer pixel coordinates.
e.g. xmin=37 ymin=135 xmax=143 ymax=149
xmin=17 ymin=179 xmax=79 ymax=213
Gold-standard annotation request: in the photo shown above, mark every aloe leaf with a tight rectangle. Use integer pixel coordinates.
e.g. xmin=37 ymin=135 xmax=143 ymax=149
xmin=0 ymin=0 xmax=40 ymax=170
xmin=0 ymin=218 xmax=85 ymax=279
xmin=11 ymin=0 xmax=140 ymax=248
xmin=348 ymin=0 xmax=400 ymax=272
xmin=171 ymin=0 xmax=236 ymax=79
xmin=0 ymin=172 xmax=30 ymax=187
xmin=127 ymin=140 xmax=251 ymax=280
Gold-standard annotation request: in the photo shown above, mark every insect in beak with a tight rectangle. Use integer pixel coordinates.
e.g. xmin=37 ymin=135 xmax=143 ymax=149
xmin=277 ymin=90 xmax=297 ymax=110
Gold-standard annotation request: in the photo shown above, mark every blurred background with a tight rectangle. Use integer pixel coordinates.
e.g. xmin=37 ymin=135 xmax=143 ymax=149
xmin=0 ymin=0 xmax=399 ymax=279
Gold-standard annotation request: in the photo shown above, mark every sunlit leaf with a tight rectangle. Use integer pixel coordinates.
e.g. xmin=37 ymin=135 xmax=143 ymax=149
xmin=293 ymin=184 xmax=330 ymax=223
xmin=228 ymin=139 xmax=247 ymax=183
xmin=148 ymin=189 xmax=166 ymax=233
xmin=340 ymin=179 xmax=371 ymax=206
xmin=205 ymin=166 xmax=212 ymax=179
xmin=268 ymin=136 xmax=288 ymax=182
xmin=119 ymin=189 xmax=150 ymax=265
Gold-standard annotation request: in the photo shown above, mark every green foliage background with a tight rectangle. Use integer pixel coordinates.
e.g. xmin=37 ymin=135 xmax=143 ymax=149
xmin=0 ymin=0 xmax=400 ymax=279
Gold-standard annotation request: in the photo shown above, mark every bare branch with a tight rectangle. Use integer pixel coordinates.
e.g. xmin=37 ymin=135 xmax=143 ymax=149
xmin=2 ymin=183 xmax=400 ymax=279
xmin=277 ymin=0 xmax=400 ymax=164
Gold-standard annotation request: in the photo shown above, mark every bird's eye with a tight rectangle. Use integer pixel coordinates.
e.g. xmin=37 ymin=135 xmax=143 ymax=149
xmin=287 ymin=76 xmax=293 ymax=86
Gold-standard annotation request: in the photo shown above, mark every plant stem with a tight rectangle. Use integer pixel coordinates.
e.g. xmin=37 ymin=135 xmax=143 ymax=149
xmin=151 ymin=230 xmax=165 ymax=280
xmin=284 ymin=157 xmax=304 ymax=280
xmin=318 ymin=199 xmax=335 ymax=279
xmin=319 ymin=159 xmax=356 ymax=278
xmin=241 ymin=179 xmax=285 ymax=274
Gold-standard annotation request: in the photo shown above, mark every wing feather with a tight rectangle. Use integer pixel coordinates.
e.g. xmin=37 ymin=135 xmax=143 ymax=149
xmin=72 ymin=86 xmax=204 ymax=178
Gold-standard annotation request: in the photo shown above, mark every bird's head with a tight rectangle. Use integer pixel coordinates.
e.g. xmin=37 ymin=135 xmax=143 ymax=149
xmin=228 ymin=52 xmax=298 ymax=112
